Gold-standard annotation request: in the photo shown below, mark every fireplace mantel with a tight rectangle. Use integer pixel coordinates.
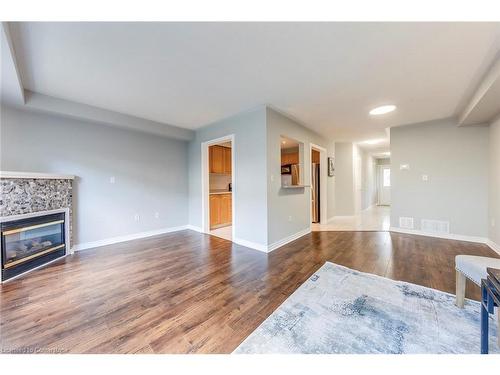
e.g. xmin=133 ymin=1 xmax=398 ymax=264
xmin=0 ymin=171 xmax=75 ymax=180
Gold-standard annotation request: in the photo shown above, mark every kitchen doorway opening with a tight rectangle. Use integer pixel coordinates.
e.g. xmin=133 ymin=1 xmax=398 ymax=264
xmin=309 ymin=143 xmax=327 ymax=227
xmin=201 ymin=135 xmax=235 ymax=242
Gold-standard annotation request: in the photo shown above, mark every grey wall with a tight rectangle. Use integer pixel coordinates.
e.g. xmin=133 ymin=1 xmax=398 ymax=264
xmin=0 ymin=105 xmax=189 ymax=245
xmin=266 ymin=108 xmax=331 ymax=245
xmin=391 ymin=118 xmax=489 ymax=237
xmin=490 ymin=116 xmax=500 ymax=245
xmin=334 ymin=142 xmax=355 ymax=215
xmin=188 ymin=107 xmax=269 ymax=246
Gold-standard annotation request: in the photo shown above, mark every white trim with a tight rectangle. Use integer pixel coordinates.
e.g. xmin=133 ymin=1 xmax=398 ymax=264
xmin=233 ymin=228 xmax=311 ymax=253
xmin=201 ymin=134 xmax=236 ymax=240
xmin=389 ymin=227 xmax=489 ymax=244
xmin=309 ymin=143 xmax=328 ymax=230
xmin=267 ymin=228 xmax=311 ymax=252
xmin=0 ymin=171 xmax=75 ymax=180
xmin=73 ymin=225 xmax=189 ymax=252
xmin=232 ymin=237 xmax=268 ymax=253
xmin=486 ymin=239 xmax=500 ymax=255
xmin=186 ymin=225 xmax=204 ymax=233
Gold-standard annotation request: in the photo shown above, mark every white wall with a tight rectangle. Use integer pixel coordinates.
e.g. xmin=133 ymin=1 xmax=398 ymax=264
xmin=360 ymin=149 xmax=377 ymax=210
xmin=0 ymin=105 xmax=189 ymax=246
xmin=391 ymin=118 xmax=490 ymax=238
xmin=490 ymin=116 xmax=500 ymax=246
xmin=266 ymin=108 xmax=331 ymax=245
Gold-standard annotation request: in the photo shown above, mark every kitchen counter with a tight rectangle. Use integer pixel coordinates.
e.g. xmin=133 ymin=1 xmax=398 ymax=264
xmin=209 ymin=190 xmax=232 ymax=195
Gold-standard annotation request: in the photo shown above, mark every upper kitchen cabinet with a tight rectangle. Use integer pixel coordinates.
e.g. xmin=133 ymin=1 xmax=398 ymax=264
xmin=281 ymin=151 xmax=299 ymax=166
xmin=209 ymin=145 xmax=232 ymax=175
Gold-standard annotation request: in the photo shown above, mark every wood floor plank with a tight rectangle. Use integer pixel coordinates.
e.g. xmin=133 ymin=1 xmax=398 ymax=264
xmin=1 ymin=230 xmax=498 ymax=354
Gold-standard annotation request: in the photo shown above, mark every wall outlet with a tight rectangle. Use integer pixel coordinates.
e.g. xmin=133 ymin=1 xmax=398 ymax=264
xmin=154 ymin=212 xmax=160 ymax=219
xmin=288 ymin=216 xmax=293 ymax=222
xmin=109 ymin=176 xmax=116 ymax=184
xmin=134 ymin=214 xmax=140 ymax=222
xmin=422 ymin=174 xmax=429 ymax=181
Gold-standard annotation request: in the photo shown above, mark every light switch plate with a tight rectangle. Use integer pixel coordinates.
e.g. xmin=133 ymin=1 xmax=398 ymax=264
xmin=422 ymin=174 xmax=429 ymax=181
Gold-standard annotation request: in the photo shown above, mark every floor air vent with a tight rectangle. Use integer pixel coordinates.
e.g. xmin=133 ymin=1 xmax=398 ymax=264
xmin=421 ymin=219 xmax=450 ymax=234
xmin=399 ymin=217 xmax=414 ymax=229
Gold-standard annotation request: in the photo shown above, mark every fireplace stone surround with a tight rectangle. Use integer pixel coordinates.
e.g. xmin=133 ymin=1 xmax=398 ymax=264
xmin=0 ymin=171 xmax=75 ymax=281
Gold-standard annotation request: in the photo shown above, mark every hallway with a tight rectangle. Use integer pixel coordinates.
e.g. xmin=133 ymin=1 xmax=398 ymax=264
xmin=312 ymin=205 xmax=390 ymax=231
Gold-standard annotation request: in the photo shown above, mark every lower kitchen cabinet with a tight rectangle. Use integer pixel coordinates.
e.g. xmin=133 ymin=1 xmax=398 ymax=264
xmin=210 ymin=193 xmax=232 ymax=229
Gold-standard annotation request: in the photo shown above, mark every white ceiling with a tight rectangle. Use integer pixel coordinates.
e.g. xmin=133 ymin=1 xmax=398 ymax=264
xmin=6 ymin=22 xmax=500 ymax=142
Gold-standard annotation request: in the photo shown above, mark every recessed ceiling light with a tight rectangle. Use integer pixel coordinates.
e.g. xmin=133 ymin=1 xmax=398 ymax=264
xmin=369 ymin=105 xmax=396 ymax=115
xmin=282 ymin=141 xmax=286 ymax=144
xmin=362 ymin=139 xmax=383 ymax=145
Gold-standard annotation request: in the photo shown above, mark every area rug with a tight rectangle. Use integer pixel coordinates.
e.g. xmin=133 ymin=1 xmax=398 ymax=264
xmin=234 ymin=262 xmax=499 ymax=354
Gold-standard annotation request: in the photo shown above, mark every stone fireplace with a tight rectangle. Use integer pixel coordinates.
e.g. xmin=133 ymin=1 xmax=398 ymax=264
xmin=0 ymin=171 xmax=75 ymax=282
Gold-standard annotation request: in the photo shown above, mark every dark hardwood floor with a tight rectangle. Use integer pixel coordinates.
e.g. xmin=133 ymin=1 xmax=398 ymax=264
xmin=1 ymin=230 xmax=498 ymax=353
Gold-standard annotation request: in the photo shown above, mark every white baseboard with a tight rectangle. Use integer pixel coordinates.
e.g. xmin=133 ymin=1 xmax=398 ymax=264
xmin=389 ymin=227 xmax=488 ymax=244
xmin=233 ymin=228 xmax=311 ymax=253
xmin=73 ymin=225 xmax=189 ymax=251
xmin=185 ymin=224 xmax=204 ymax=233
xmin=232 ymin=237 xmax=268 ymax=252
xmin=267 ymin=228 xmax=311 ymax=252
xmin=486 ymin=239 xmax=500 ymax=255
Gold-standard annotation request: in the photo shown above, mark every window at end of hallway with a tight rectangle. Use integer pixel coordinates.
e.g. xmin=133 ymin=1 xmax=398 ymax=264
xmin=383 ymin=169 xmax=391 ymax=187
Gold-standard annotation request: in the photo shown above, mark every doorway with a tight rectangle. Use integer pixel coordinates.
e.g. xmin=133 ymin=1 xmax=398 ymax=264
xmin=378 ymin=165 xmax=391 ymax=206
xmin=309 ymin=143 xmax=327 ymax=226
xmin=201 ymin=135 xmax=235 ymax=241
xmin=311 ymin=149 xmax=321 ymax=223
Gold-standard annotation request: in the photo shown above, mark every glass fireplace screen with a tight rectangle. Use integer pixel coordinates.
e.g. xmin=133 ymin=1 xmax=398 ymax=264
xmin=2 ymin=214 xmax=65 ymax=269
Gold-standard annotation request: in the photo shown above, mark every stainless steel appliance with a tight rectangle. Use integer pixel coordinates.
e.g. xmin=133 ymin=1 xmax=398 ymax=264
xmin=311 ymin=163 xmax=320 ymax=223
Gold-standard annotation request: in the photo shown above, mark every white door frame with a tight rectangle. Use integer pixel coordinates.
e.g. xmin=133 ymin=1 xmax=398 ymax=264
xmin=201 ymin=134 xmax=236 ymax=240
xmin=309 ymin=143 xmax=328 ymax=228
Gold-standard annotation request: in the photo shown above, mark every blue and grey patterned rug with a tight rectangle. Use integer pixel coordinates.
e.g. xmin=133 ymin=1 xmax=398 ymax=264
xmin=234 ymin=262 xmax=499 ymax=354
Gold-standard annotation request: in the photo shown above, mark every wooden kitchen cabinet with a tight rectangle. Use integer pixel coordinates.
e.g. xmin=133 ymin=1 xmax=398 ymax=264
xmin=223 ymin=147 xmax=232 ymax=174
xmin=209 ymin=145 xmax=231 ymax=174
xmin=209 ymin=146 xmax=225 ymax=174
xmin=220 ymin=194 xmax=231 ymax=224
xmin=210 ymin=193 xmax=232 ymax=229
xmin=210 ymin=195 xmax=221 ymax=227
xmin=281 ymin=152 xmax=299 ymax=166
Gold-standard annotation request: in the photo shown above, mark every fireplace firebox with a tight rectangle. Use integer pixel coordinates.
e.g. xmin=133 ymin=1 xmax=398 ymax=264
xmin=1 ymin=212 xmax=66 ymax=281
